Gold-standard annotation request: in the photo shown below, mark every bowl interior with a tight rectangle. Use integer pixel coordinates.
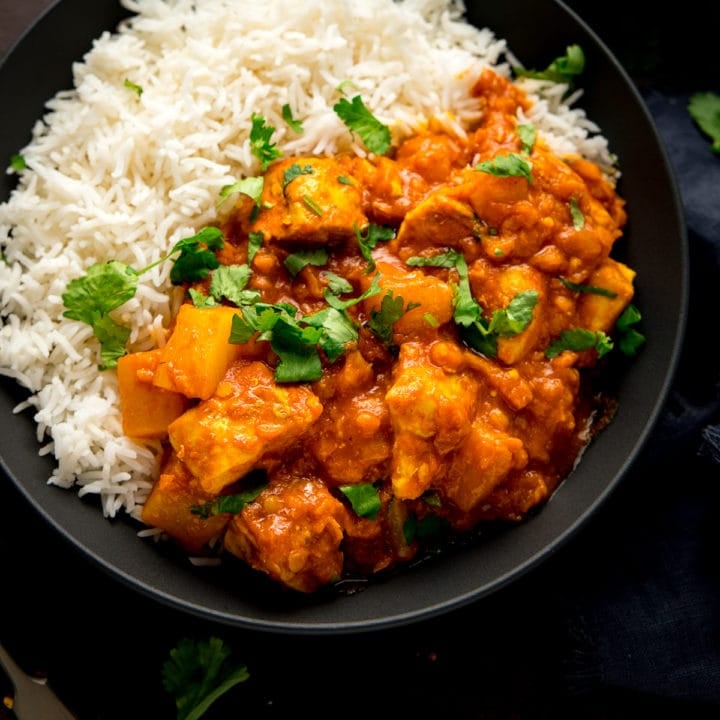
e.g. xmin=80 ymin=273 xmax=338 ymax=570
xmin=0 ymin=0 xmax=687 ymax=633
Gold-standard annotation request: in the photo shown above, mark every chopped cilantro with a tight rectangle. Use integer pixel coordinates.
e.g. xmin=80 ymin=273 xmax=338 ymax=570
xmin=284 ymin=248 xmax=329 ymax=277
xmin=515 ymin=44 xmax=585 ymax=87
xmin=615 ymin=303 xmax=646 ymax=355
xmin=302 ymin=195 xmax=324 ymax=216
xmin=475 ymin=153 xmax=533 ymax=183
xmin=569 ymin=197 xmax=585 ymax=230
xmin=282 ymin=163 xmax=314 ymax=190
xmin=217 ymin=176 xmax=264 ymax=207
xmin=188 ymin=288 xmax=218 ymax=308
xmin=321 ymin=271 xmax=353 ymax=295
xmin=339 ymin=483 xmax=382 ymax=520
xmin=337 ymin=175 xmax=355 ymax=185
xmin=249 ymin=113 xmax=282 ymax=170
xmin=162 ymin=636 xmax=249 ymax=720
xmin=209 ymin=264 xmax=261 ymax=306
xmin=9 ymin=154 xmax=26 ymax=172
xmin=62 ymin=226 xmax=224 ymax=367
xmin=333 ymin=95 xmax=392 ymax=155
xmin=559 ymin=276 xmax=617 ymax=298
xmin=546 ymin=327 xmax=613 ymax=358
xmin=368 ymin=291 xmax=419 ymax=347
xmin=191 ymin=482 xmax=266 ymax=518
xmin=354 ymin=223 xmax=395 ymax=272
xmin=124 ymin=78 xmax=143 ymax=97
xmin=688 ymin=92 xmax=720 ymax=153
xmin=517 ymin=123 xmax=536 ymax=154
xmin=247 ymin=231 xmax=263 ymax=265
xmin=282 ymin=103 xmax=304 ymax=133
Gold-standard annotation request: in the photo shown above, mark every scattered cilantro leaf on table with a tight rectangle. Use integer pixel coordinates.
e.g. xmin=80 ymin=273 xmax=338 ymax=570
xmin=688 ymin=92 xmax=720 ymax=153
xmin=162 ymin=637 xmax=249 ymax=720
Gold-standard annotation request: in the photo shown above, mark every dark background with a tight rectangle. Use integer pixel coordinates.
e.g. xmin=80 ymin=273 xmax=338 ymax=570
xmin=1 ymin=1 xmax=719 ymax=718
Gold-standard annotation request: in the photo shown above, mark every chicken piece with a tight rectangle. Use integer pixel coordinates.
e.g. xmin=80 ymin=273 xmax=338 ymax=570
xmin=167 ymin=360 xmax=323 ymax=494
xmin=360 ymin=261 xmax=454 ymax=343
xmin=141 ymin=451 xmax=231 ymax=554
xmin=385 ymin=342 xmax=479 ymax=499
xmin=223 ymin=475 xmax=348 ymax=593
xmin=468 ymin=260 xmax=549 ymax=364
xmin=443 ymin=419 xmax=527 ymax=515
xmin=576 ymin=257 xmax=635 ymax=333
xmin=250 ymin=156 xmax=367 ymax=245
xmin=394 ymin=186 xmax=478 ymax=259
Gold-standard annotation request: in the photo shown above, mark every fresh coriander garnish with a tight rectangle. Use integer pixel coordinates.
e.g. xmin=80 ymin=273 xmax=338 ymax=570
xmin=558 ymin=276 xmax=617 ymax=297
xmin=321 ymin=271 xmax=353 ymax=295
xmin=62 ymin=226 xmax=224 ymax=367
xmin=9 ymin=153 xmax=26 ymax=172
xmin=568 ymin=197 xmax=585 ymax=230
xmin=217 ymin=176 xmax=264 ymax=208
xmin=281 ymin=103 xmax=304 ymax=133
xmin=284 ymin=248 xmax=329 ymax=277
xmin=282 ymin=163 xmax=314 ymax=190
xmin=407 ymin=250 xmax=537 ymax=357
xmin=124 ymin=78 xmax=143 ymax=97
xmin=368 ymin=291 xmax=420 ymax=348
xmin=162 ymin=637 xmax=249 ymax=720
xmin=249 ymin=113 xmax=282 ymax=170
xmin=517 ymin=124 xmax=536 ymax=154
xmin=688 ymin=91 xmax=720 ymax=153
xmin=191 ymin=482 xmax=266 ymax=518
xmin=247 ymin=231 xmax=264 ymax=264
xmin=475 ymin=153 xmax=533 ymax=183
xmin=339 ymin=483 xmax=382 ymax=520
xmin=333 ymin=95 xmax=392 ymax=155
xmin=615 ymin=303 xmax=646 ymax=355
xmin=515 ymin=44 xmax=585 ymax=86
xmin=209 ymin=264 xmax=261 ymax=306
xmin=354 ymin=222 xmax=395 ymax=272
xmin=546 ymin=327 xmax=613 ymax=359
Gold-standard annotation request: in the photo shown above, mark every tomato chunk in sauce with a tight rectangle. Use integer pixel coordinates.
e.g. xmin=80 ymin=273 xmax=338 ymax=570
xmin=123 ymin=68 xmax=635 ymax=593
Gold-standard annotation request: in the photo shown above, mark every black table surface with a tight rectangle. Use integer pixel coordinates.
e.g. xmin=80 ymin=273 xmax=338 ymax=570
xmin=2 ymin=2 xmax=719 ymax=718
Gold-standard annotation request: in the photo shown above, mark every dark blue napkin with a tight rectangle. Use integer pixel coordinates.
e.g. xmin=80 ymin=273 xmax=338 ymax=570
xmin=560 ymin=90 xmax=720 ymax=706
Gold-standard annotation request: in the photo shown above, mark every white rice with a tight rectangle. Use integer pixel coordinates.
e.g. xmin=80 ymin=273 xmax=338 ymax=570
xmin=0 ymin=0 xmax=617 ymax=521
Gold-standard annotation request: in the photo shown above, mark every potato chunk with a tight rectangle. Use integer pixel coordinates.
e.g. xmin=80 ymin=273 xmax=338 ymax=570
xmin=223 ymin=475 xmax=348 ymax=593
xmin=168 ymin=361 xmax=323 ymax=494
xmin=250 ymin=157 xmax=367 ymax=244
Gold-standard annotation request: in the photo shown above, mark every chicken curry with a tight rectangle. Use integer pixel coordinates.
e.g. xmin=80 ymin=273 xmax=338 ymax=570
xmin=117 ymin=68 xmax=638 ymax=593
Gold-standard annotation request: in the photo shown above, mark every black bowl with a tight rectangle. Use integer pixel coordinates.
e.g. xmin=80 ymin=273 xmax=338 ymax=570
xmin=0 ymin=0 xmax=687 ymax=633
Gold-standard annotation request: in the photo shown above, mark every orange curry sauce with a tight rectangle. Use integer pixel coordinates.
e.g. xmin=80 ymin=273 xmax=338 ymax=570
xmin=117 ymin=68 xmax=634 ymax=593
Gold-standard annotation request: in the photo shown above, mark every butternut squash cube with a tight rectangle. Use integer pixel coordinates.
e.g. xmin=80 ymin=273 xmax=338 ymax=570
xmin=153 ymin=304 xmax=243 ymax=400
xmin=117 ymin=349 xmax=188 ymax=439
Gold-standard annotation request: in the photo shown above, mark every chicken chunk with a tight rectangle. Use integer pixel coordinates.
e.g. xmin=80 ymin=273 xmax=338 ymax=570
xmin=385 ymin=342 xmax=479 ymax=499
xmin=223 ymin=475 xmax=348 ymax=593
xmin=250 ymin=156 xmax=367 ymax=244
xmin=167 ymin=360 xmax=323 ymax=494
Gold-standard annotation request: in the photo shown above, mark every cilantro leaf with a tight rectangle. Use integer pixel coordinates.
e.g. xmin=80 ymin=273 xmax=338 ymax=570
xmin=558 ymin=276 xmax=617 ymax=298
xmin=515 ymin=44 xmax=585 ymax=86
xmin=168 ymin=227 xmax=224 ymax=285
xmin=250 ymin=113 xmax=282 ymax=170
xmin=339 ymin=483 xmax=382 ymax=520
xmin=368 ymin=291 xmax=419 ymax=347
xmin=217 ymin=176 xmax=264 ymax=207
xmin=569 ymin=197 xmax=585 ymax=230
xmin=62 ymin=260 xmax=139 ymax=368
xmin=321 ymin=271 xmax=353 ymax=295
xmin=247 ymin=231 xmax=264 ymax=265
xmin=475 ymin=153 xmax=533 ymax=183
xmin=124 ymin=78 xmax=143 ymax=97
xmin=209 ymin=264 xmax=261 ymax=306
xmin=615 ymin=303 xmax=646 ymax=355
xmin=284 ymin=248 xmax=329 ymax=277
xmin=354 ymin=223 xmax=394 ymax=272
xmin=688 ymin=92 xmax=720 ymax=153
xmin=488 ymin=290 xmax=539 ymax=337
xmin=333 ymin=95 xmax=392 ymax=155
xmin=546 ymin=327 xmax=613 ymax=358
xmin=9 ymin=154 xmax=26 ymax=172
xmin=162 ymin=637 xmax=249 ymax=720
xmin=191 ymin=482 xmax=266 ymax=519
xmin=282 ymin=103 xmax=304 ymax=133
xmin=517 ymin=124 xmax=536 ymax=154
xmin=282 ymin=163 xmax=314 ymax=190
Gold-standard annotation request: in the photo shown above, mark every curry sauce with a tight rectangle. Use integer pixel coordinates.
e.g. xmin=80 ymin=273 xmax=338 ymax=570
xmin=117 ymin=68 xmax=636 ymax=593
